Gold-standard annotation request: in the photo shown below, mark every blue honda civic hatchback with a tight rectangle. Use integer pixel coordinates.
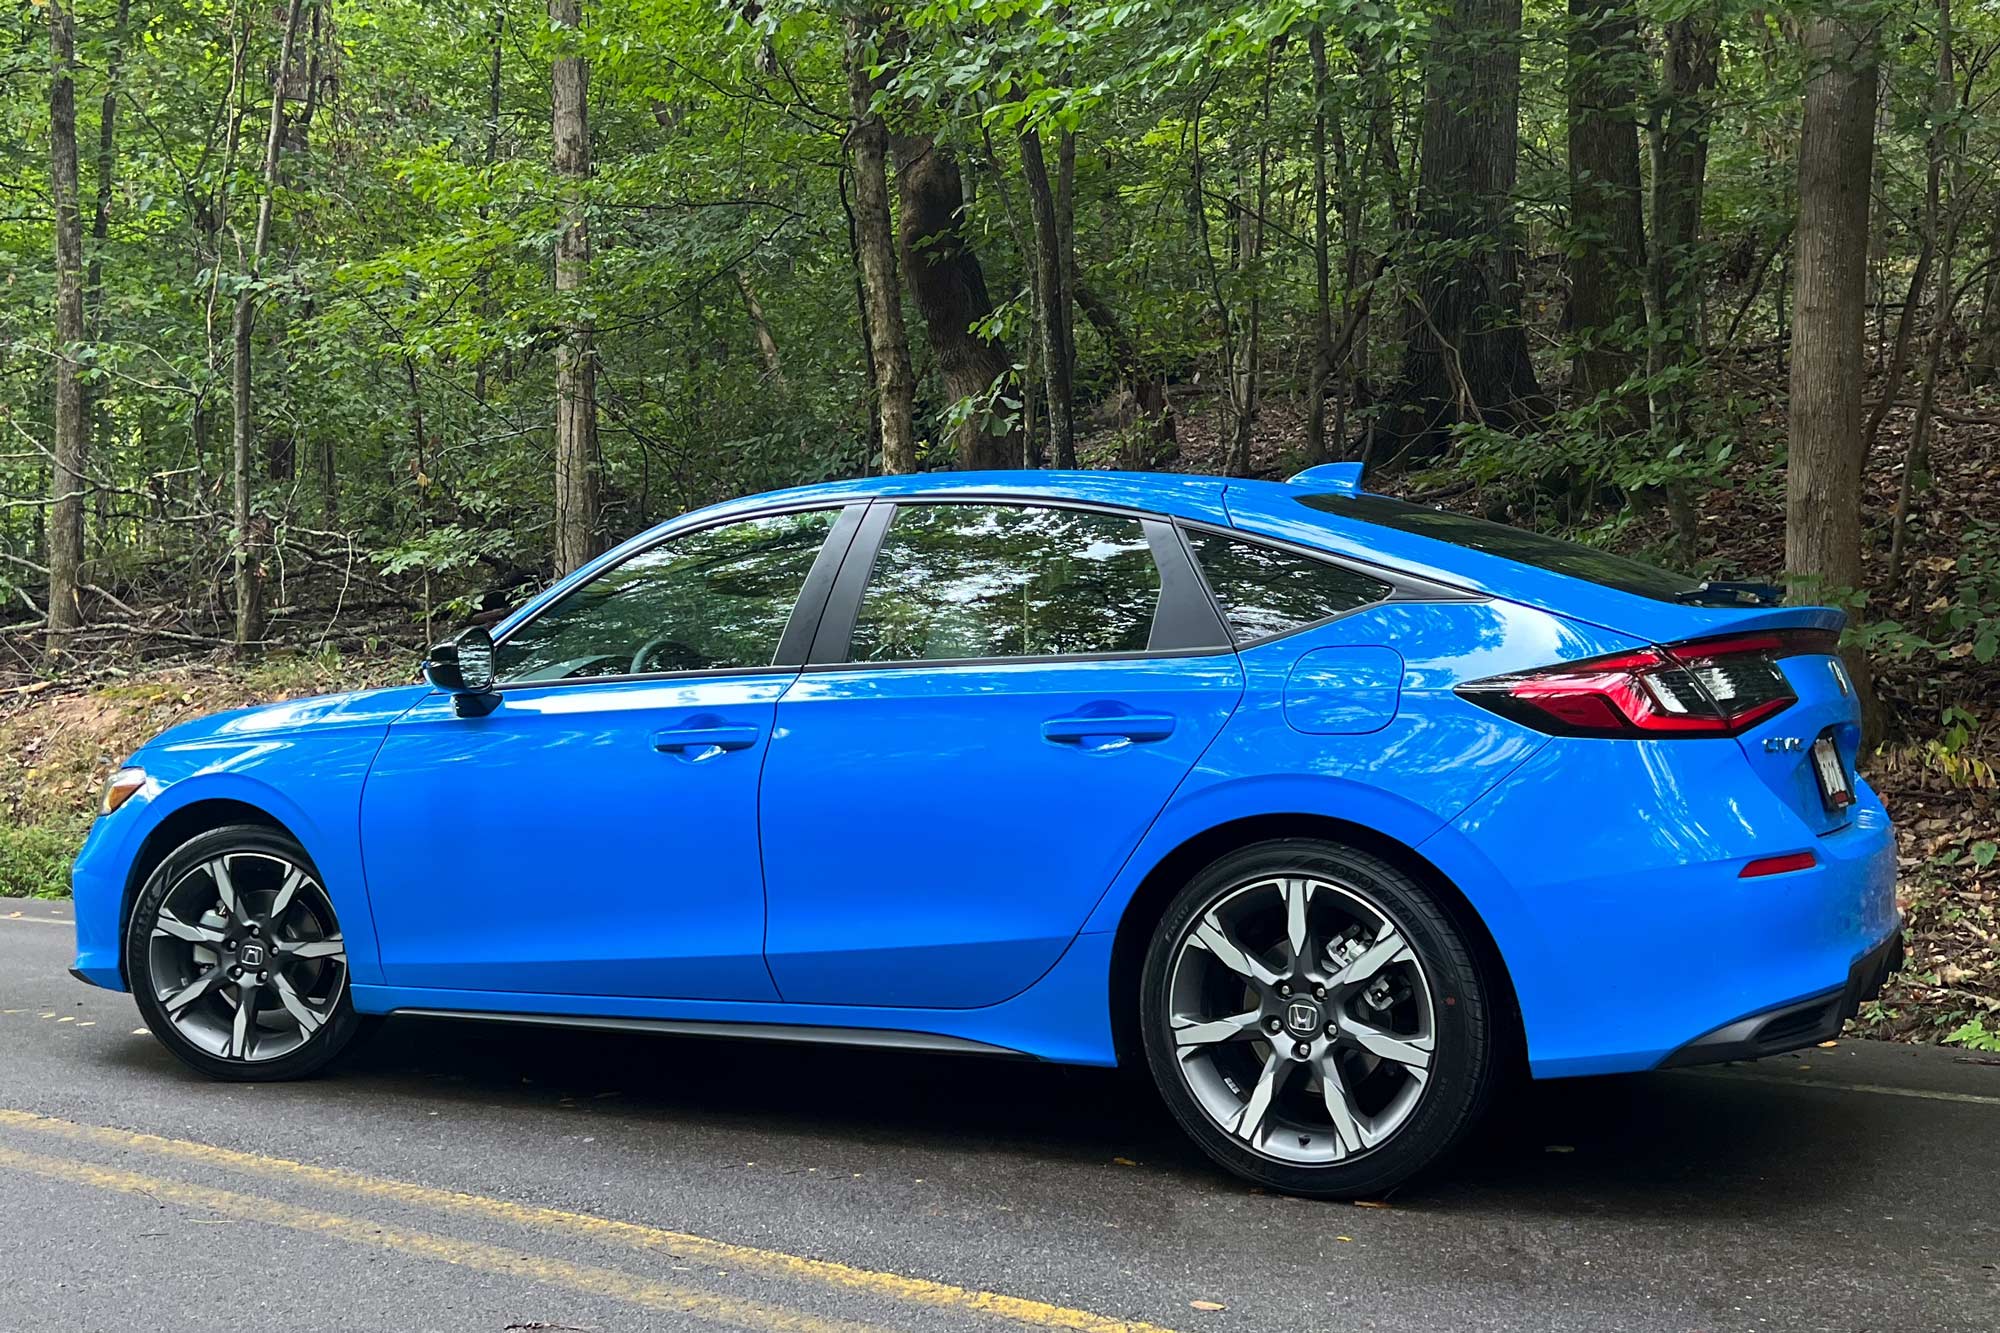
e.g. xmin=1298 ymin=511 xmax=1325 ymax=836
xmin=70 ymin=467 xmax=1900 ymax=1195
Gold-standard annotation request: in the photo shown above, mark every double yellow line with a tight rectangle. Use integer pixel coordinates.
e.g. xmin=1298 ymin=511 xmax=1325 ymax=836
xmin=0 ymin=1108 xmax=1173 ymax=1333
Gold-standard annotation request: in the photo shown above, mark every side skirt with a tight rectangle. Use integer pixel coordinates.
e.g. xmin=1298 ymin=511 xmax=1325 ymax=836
xmin=391 ymin=1008 xmax=1026 ymax=1059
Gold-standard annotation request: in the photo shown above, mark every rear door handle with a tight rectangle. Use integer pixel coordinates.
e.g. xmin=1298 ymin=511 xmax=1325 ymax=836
xmin=652 ymin=725 xmax=761 ymax=755
xmin=1041 ymin=713 xmax=1177 ymax=744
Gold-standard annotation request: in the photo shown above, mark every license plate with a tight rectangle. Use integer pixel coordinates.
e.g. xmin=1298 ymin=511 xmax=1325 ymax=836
xmin=1810 ymin=733 xmax=1854 ymax=811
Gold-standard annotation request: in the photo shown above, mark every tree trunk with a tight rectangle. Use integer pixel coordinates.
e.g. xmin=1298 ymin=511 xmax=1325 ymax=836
xmin=844 ymin=15 xmax=916 ymax=474
xmin=1887 ymin=0 xmax=1961 ymax=593
xmin=551 ymin=0 xmax=600 ymax=575
xmin=1385 ymin=0 xmax=1541 ymax=462
xmin=1648 ymin=10 xmax=1728 ymax=444
xmin=1566 ymin=0 xmax=1647 ymax=425
xmin=227 ymin=0 xmax=308 ymax=650
xmin=1306 ymin=25 xmax=1336 ymax=465
xmin=46 ymin=0 xmax=87 ymax=655
xmin=736 ymin=268 xmax=785 ymax=388
xmin=1020 ymin=127 xmax=1074 ymax=469
xmin=1074 ymin=278 xmax=1174 ymax=466
xmin=891 ymin=133 xmax=1018 ymax=469
xmin=1226 ymin=59 xmax=1274 ymax=477
xmin=1787 ymin=15 xmax=1883 ymax=739
xmin=1970 ymin=242 xmax=2000 ymax=389
xmin=474 ymin=8 xmax=505 ymax=405
xmin=81 ymin=0 xmax=132 ymax=560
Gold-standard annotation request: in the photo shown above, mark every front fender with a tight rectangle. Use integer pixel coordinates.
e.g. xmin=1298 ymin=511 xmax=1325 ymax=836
xmin=71 ymin=729 xmax=392 ymax=989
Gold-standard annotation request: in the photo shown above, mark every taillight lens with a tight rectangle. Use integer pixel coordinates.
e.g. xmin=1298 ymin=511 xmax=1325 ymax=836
xmin=1457 ymin=629 xmax=1838 ymax=738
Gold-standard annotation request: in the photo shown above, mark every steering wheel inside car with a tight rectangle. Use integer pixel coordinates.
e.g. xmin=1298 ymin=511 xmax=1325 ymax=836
xmin=630 ymin=635 xmax=707 ymax=675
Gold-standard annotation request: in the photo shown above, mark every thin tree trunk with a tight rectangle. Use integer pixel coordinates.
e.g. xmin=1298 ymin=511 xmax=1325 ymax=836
xmin=46 ymin=0 xmax=87 ymax=655
xmin=1227 ymin=55 xmax=1275 ymax=476
xmin=837 ymin=165 xmax=885 ymax=468
xmin=1787 ymin=14 xmax=1884 ymax=740
xmin=1074 ymin=277 xmax=1174 ymax=466
xmin=736 ymin=268 xmax=785 ymax=388
xmin=551 ymin=0 xmax=599 ymax=574
xmin=474 ymin=7 xmax=504 ymax=405
xmin=1055 ymin=127 xmax=1077 ymax=467
xmin=1306 ymin=24 xmax=1335 ymax=465
xmin=1566 ymin=0 xmax=1647 ymax=427
xmin=844 ymin=15 xmax=916 ymax=474
xmin=1887 ymin=0 xmax=1961 ymax=594
xmin=1020 ymin=127 xmax=1074 ymax=469
xmin=82 ymin=0 xmax=132 ymax=554
xmin=1386 ymin=0 xmax=1542 ymax=461
xmin=229 ymin=0 xmax=308 ymax=649
xmin=1970 ymin=241 xmax=2000 ymax=389
xmin=891 ymin=133 xmax=1017 ymax=469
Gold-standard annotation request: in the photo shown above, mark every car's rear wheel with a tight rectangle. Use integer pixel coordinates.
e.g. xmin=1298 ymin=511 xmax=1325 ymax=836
xmin=1140 ymin=839 xmax=1494 ymax=1197
xmin=127 ymin=824 xmax=362 ymax=1081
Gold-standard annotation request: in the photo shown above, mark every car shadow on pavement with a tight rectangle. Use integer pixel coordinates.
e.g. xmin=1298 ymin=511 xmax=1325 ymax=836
xmin=91 ymin=1013 xmax=1864 ymax=1220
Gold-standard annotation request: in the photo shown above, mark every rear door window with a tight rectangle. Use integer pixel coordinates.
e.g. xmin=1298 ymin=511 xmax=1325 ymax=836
xmin=1185 ymin=529 xmax=1390 ymax=642
xmin=847 ymin=504 xmax=1163 ymax=662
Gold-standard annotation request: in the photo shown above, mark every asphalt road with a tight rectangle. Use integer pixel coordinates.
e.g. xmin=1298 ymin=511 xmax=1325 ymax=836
xmin=2 ymin=899 xmax=1995 ymax=1333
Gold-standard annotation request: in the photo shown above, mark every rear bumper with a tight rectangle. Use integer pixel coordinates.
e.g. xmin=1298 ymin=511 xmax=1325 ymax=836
xmin=1432 ymin=736 xmax=1901 ymax=1078
xmin=1658 ymin=924 xmax=1903 ymax=1069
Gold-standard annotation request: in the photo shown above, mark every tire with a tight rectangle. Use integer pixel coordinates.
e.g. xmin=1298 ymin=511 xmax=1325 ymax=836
xmin=126 ymin=823 xmax=363 ymax=1082
xmin=1139 ymin=838 xmax=1494 ymax=1197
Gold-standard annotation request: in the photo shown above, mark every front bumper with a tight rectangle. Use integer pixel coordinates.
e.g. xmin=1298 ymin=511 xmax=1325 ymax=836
xmin=1659 ymin=924 xmax=1903 ymax=1069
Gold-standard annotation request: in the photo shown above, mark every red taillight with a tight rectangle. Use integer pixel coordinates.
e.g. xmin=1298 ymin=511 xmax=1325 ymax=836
xmin=1740 ymin=851 xmax=1817 ymax=878
xmin=1458 ymin=630 xmax=1835 ymax=738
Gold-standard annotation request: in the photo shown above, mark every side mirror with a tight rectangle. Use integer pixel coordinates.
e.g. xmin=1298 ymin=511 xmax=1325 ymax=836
xmin=423 ymin=626 xmax=502 ymax=717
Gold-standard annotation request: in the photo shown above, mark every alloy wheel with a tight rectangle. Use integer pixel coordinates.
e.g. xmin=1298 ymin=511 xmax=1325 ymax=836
xmin=1165 ymin=873 xmax=1436 ymax=1165
xmin=145 ymin=850 xmax=348 ymax=1064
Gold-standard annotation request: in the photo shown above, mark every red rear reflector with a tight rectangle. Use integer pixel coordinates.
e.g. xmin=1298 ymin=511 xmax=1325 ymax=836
xmin=1455 ymin=629 xmax=1835 ymax=739
xmin=1740 ymin=851 xmax=1818 ymax=878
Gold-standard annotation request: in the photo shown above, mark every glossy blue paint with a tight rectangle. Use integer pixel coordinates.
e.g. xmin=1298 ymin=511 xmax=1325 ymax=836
xmin=1283 ymin=646 xmax=1403 ymax=734
xmin=1439 ymin=738 xmax=1897 ymax=1077
xmin=68 ymin=684 xmax=431 ymax=988
xmin=359 ymin=674 xmax=791 ymax=999
xmin=71 ymin=470 xmax=1897 ymax=1082
xmin=760 ymin=655 xmax=1244 ymax=1007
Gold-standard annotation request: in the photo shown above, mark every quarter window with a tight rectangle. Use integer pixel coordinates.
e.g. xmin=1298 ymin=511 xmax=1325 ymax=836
xmin=1185 ymin=529 xmax=1390 ymax=642
xmin=494 ymin=509 xmax=836 ymax=682
xmin=847 ymin=504 xmax=1162 ymax=662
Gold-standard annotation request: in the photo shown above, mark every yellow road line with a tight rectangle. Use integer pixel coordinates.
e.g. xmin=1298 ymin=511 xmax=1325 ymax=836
xmin=0 ymin=1143 xmax=885 ymax=1333
xmin=0 ymin=1109 xmax=1174 ymax=1333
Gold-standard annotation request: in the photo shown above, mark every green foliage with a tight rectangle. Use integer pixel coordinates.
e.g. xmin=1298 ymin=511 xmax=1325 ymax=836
xmin=1944 ymin=1018 xmax=2000 ymax=1052
xmin=0 ymin=816 xmax=90 ymax=901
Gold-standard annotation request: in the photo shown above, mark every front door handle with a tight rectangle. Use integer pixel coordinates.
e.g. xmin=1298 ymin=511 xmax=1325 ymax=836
xmin=652 ymin=725 xmax=761 ymax=755
xmin=1041 ymin=712 xmax=1177 ymax=745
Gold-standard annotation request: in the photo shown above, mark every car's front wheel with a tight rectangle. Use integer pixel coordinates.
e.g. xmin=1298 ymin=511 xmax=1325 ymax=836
xmin=127 ymin=824 xmax=363 ymax=1081
xmin=1140 ymin=839 xmax=1495 ymax=1197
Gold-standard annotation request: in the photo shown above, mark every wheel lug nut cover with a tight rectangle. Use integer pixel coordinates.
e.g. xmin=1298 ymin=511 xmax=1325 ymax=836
xmin=1293 ymin=1042 xmax=1311 ymax=1059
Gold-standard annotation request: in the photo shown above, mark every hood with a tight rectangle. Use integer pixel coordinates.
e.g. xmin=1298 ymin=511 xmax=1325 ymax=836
xmin=137 ymin=683 xmax=432 ymax=755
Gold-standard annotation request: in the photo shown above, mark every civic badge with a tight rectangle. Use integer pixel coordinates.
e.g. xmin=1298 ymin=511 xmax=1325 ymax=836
xmin=1828 ymin=658 xmax=1851 ymax=697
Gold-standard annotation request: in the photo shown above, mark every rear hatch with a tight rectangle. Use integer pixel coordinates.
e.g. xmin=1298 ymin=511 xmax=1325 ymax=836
xmin=1716 ymin=635 xmax=1861 ymax=834
xmin=1271 ymin=489 xmax=1861 ymax=832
